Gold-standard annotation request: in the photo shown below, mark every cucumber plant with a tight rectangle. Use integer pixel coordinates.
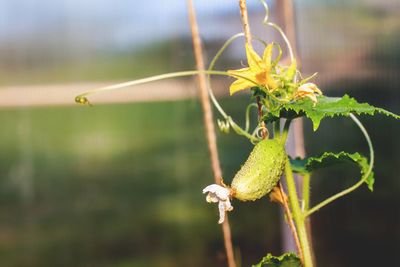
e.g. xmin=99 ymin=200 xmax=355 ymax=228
xmin=75 ymin=1 xmax=399 ymax=266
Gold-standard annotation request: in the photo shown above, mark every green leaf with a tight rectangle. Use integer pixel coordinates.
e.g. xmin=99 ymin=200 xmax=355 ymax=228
xmin=265 ymin=94 xmax=400 ymax=130
xmin=252 ymin=253 xmax=301 ymax=267
xmin=291 ymin=151 xmax=374 ymax=191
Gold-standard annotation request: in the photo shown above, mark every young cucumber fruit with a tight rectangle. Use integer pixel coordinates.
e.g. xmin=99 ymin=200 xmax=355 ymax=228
xmin=231 ymin=138 xmax=286 ymax=201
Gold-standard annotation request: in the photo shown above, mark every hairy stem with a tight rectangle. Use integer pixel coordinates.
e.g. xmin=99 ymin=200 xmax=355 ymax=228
xmin=302 ymin=173 xmax=310 ymax=212
xmin=281 ymin=119 xmax=291 ymax=143
xmin=277 ymin=182 xmax=303 ymax=261
xmin=273 ymin=120 xmax=281 ymax=139
xmin=284 ymin=157 xmax=313 ymax=267
xmin=186 ymin=1 xmax=236 ymax=266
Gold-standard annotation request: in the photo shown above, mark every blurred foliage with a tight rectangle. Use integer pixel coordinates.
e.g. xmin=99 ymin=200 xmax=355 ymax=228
xmin=0 ymin=96 xmax=281 ymax=267
xmin=0 ymin=39 xmax=195 ymax=86
xmin=372 ymin=31 xmax=400 ymax=69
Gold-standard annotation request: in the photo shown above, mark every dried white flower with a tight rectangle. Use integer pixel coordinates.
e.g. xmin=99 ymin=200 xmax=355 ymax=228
xmin=294 ymin=83 xmax=322 ymax=104
xmin=202 ymin=184 xmax=233 ymax=224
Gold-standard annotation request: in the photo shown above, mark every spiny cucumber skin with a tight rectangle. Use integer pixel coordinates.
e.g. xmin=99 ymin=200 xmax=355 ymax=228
xmin=231 ymin=139 xmax=286 ymax=201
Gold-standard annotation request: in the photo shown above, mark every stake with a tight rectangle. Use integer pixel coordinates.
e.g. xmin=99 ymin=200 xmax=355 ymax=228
xmin=186 ymin=1 xmax=237 ymax=267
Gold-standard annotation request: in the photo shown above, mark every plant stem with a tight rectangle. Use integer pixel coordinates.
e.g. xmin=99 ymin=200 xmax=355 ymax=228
xmin=256 ymin=96 xmax=268 ymax=138
xmin=277 ymin=182 xmax=303 ymax=261
xmin=302 ymin=173 xmax=310 ymax=212
xmin=76 ymin=70 xmax=256 ymax=101
xmin=281 ymin=119 xmax=291 ymax=143
xmin=186 ymin=1 xmax=236 ymax=266
xmin=273 ymin=120 xmax=281 ymax=139
xmin=302 ymin=173 xmax=315 ymax=264
xmin=245 ymin=103 xmax=258 ymax=132
xmin=284 ymin=157 xmax=313 ymax=267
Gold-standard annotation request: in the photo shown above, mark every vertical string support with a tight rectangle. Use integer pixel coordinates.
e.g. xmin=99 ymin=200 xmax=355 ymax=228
xmin=239 ymin=0 xmax=268 ymax=139
xmin=186 ymin=1 xmax=237 ymax=267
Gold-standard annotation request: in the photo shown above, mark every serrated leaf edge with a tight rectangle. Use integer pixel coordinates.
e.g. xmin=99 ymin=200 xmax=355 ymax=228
xmin=266 ymin=94 xmax=400 ymax=131
xmin=252 ymin=252 xmax=301 ymax=267
xmin=290 ymin=151 xmax=374 ymax=191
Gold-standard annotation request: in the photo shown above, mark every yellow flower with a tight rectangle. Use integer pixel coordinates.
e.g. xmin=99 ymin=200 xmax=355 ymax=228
xmin=294 ymin=83 xmax=322 ymax=104
xmin=228 ymin=43 xmax=278 ymax=95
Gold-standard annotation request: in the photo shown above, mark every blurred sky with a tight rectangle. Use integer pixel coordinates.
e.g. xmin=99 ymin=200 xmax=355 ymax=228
xmin=0 ymin=0 xmax=263 ymax=49
xmin=0 ymin=0 xmax=399 ymax=86
xmin=1 ymin=0 xmax=399 ymax=49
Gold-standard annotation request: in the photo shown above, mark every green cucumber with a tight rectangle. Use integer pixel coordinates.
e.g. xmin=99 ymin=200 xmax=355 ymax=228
xmin=231 ymin=138 xmax=286 ymax=201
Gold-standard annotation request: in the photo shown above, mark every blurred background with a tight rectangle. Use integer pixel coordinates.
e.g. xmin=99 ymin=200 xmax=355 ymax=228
xmin=0 ymin=0 xmax=399 ymax=266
